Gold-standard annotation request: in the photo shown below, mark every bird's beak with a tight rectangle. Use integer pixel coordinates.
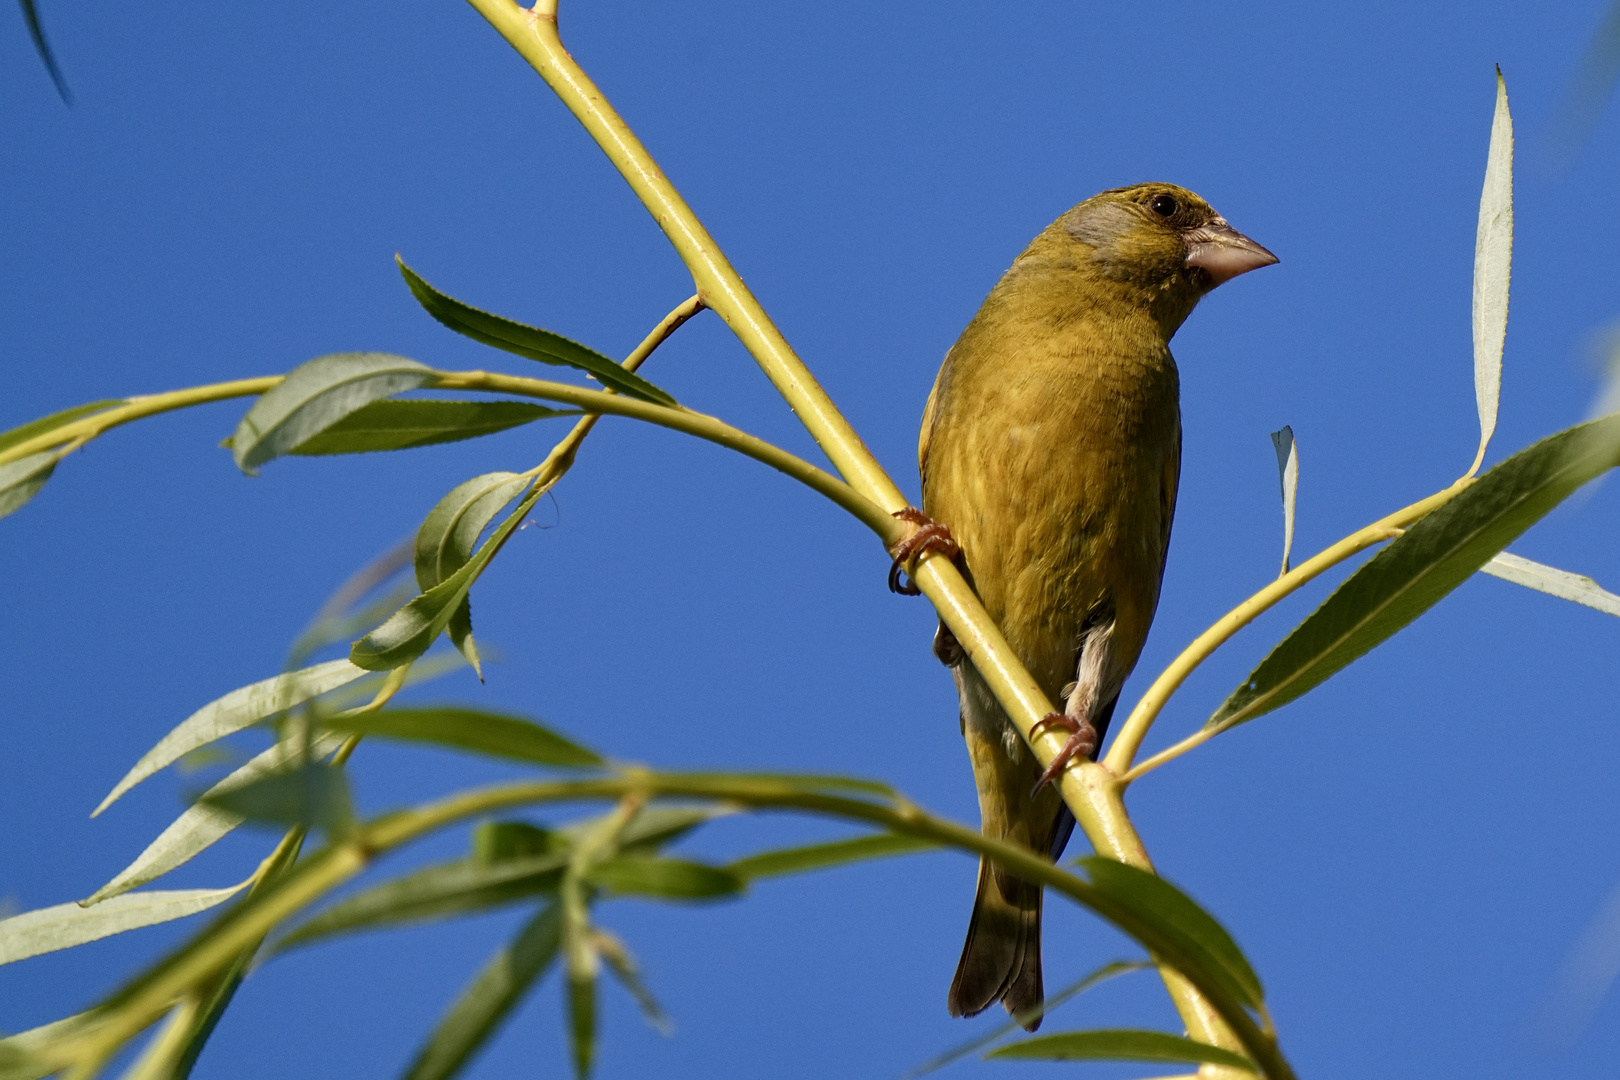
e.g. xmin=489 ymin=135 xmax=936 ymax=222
xmin=1183 ymin=218 xmax=1278 ymax=289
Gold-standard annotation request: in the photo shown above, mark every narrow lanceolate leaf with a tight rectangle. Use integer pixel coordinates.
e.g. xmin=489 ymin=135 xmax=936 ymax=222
xmin=321 ymin=707 xmax=603 ymax=768
xmin=0 ymin=451 xmax=61 ymax=521
xmin=398 ymin=258 xmax=677 ymax=407
xmin=274 ymin=853 xmax=570 ymax=951
xmin=579 ymin=805 xmax=726 ymax=855
xmin=1079 ymin=857 xmax=1264 ymax=1011
xmin=401 ymin=903 xmax=562 ymax=1080
xmin=903 ymin=961 xmax=1151 ymax=1080
xmin=0 ymin=886 xmax=246 ymax=966
xmin=1213 ymin=412 xmax=1620 ymax=731
xmin=85 ymin=734 xmax=346 ymax=905
xmin=0 ymin=1011 xmax=97 ymax=1080
xmin=566 ymin=931 xmax=598 ymax=1080
xmin=201 ymin=764 xmax=354 ymax=836
xmin=592 ymin=928 xmax=672 ymax=1035
xmin=0 ymin=400 xmax=121 ymax=456
xmin=986 ymin=1029 xmax=1254 ymax=1068
xmin=93 ymin=659 xmax=366 ymax=816
xmin=1270 ymin=426 xmax=1298 ymax=574
xmin=231 ymin=352 xmax=433 ymax=473
xmin=18 ymin=0 xmax=71 ymax=104
xmin=587 ymin=856 xmax=744 ymax=901
xmin=284 ymin=400 xmax=572 ymax=456
xmin=729 ymin=833 xmax=935 ymax=881
xmin=1483 ymin=551 xmax=1620 ymax=617
xmin=412 ymin=471 xmax=533 ymax=676
xmin=416 ymin=473 xmax=533 ymax=590
xmin=351 ymin=484 xmax=541 ymax=670
xmin=1469 ymin=68 xmax=1513 ymax=477
xmin=476 ymin=820 xmax=567 ymax=863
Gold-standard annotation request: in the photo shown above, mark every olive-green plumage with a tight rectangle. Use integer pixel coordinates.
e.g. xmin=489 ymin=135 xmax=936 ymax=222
xmin=920 ymin=183 xmax=1275 ymax=1028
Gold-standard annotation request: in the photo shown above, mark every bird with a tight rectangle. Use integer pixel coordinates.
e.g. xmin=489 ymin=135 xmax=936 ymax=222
xmin=891 ymin=183 xmax=1276 ymax=1030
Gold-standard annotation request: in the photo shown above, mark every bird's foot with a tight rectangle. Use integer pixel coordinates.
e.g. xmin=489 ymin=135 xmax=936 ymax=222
xmin=1028 ymin=713 xmax=1098 ymax=794
xmin=887 ymin=508 xmax=960 ymax=595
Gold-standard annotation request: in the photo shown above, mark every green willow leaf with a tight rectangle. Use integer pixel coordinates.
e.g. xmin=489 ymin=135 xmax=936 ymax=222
xmin=986 ymin=1028 xmax=1254 ymax=1068
xmin=475 ymin=821 xmax=567 ymax=863
xmin=0 ymin=885 xmax=246 ymax=967
xmin=904 ymin=961 xmax=1151 ymax=1079
xmin=1079 ymin=857 xmax=1263 ymax=1011
xmin=351 ymin=483 xmax=542 ymax=670
xmin=85 ymin=733 xmax=347 ymax=905
xmin=397 ymin=258 xmax=676 ymax=406
xmin=93 ymin=659 xmax=366 ymax=816
xmin=0 ymin=400 xmax=121 ymax=455
xmin=1212 ymin=413 xmax=1620 ymax=731
xmin=275 ymin=853 xmax=570 ymax=951
xmin=401 ymin=903 xmax=563 ymax=1080
xmin=562 ymin=906 xmax=598 ymax=1080
xmin=663 ymin=771 xmax=897 ymax=798
xmin=587 ymin=856 xmax=743 ymax=901
xmin=321 ymin=707 xmax=603 ymax=768
xmin=412 ymin=470 xmax=533 ymax=676
xmin=201 ymin=764 xmax=354 ymax=836
xmin=728 ymin=833 xmax=935 ymax=880
xmin=416 ymin=473 xmax=532 ymax=590
xmin=0 ymin=451 xmax=61 ymax=521
xmin=588 ymin=806 xmax=723 ymax=854
xmin=231 ymin=352 xmax=432 ymax=473
xmin=285 ymin=400 xmax=573 ymax=456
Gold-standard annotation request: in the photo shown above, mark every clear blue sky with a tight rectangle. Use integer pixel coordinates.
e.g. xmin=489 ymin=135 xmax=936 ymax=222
xmin=5 ymin=2 xmax=1620 ymax=1078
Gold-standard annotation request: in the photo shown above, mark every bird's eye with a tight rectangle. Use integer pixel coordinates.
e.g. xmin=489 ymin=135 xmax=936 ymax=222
xmin=1149 ymin=194 xmax=1179 ymax=218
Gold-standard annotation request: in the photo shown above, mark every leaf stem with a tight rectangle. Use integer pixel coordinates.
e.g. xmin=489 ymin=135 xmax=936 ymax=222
xmin=0 ymin=378 xmax=279 ymax=469
xmin=430 ymin=369 xmax=898 ymax=539
xmin=1106 ymin=478 xmax=1473 ymax=782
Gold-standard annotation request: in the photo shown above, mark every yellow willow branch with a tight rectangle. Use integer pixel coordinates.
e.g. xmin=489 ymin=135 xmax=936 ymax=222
xmin=0 ymin=377 xmax=278 ymax=469
xmin=1105 ymin=478 xmax=1473 ymax=782
xmin=461 ymin=0 xmax=1238 ymax=1052
xmin=46 ymin=774 xmax=1292 ymax=1080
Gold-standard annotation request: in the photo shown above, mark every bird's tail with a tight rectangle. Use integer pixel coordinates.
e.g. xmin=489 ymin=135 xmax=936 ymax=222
xmin=947 ymin=858 xmax=1046 ymax=1030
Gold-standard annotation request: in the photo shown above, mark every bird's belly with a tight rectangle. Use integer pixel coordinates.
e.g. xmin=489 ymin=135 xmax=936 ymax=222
xmin=929 ymin=401 xmax=1171 ymax=702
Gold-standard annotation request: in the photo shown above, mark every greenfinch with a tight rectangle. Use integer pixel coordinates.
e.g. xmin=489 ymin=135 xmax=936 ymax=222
xmin=899 ymin=183 xmax=1276 ymax=1028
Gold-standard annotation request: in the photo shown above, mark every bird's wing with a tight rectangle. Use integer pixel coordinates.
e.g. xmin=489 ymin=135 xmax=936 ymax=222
xmin=1159 ymin=418 xmax=1182 ymax=575
xmin=917 ymin=346 xmax=955 ymax=490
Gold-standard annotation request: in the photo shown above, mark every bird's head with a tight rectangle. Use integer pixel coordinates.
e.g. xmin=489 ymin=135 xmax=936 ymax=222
xmin=1024 ymin=183 xmax=1277 ymax=337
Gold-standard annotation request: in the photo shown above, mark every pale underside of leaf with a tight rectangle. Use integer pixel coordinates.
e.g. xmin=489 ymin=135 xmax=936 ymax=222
xmin=1213 ymin=413 xmax=1620 ymax=732
xmin=1270 ymin=426 xmax=1298 ymax=574
xmin=93 ymin=659 xmax=366 ymax=817
xmin=231 ymin=352 xmax=432 ymax=473
xmin=1483 ymin=551 xmax=1620 ymax=617
xmin=0 ymin=885 xmax=246 ymax=967
xmin=84 ymin=734 xmax=347 ymax=906
xmin=0 ymin=451 xmax=61 ymax=521
xmin=1470 ymin=68 xmax=1513 ymax=476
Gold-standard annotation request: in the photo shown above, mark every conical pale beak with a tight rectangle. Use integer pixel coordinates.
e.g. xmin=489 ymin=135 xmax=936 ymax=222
xmin=1183 ymin=219 xmax=1278 ymax=289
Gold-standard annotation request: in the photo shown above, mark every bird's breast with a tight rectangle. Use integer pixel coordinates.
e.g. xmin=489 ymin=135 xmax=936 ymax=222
xmin=922 ymin=323 xmax=1179 ymax=699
